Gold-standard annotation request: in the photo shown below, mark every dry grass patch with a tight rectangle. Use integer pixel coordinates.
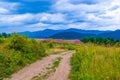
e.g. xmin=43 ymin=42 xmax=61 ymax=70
xmin=46 ymin=46 xmax=67 ymax=55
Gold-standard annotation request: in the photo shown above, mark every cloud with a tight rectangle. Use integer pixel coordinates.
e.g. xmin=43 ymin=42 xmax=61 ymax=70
xmin=0 ymin=1 xmax=20 ymax=14
xmin=0 ymin=7 xmax=9 ymax=14
xmin=0 ymin=13 xmax=34 ymax=26
xmin=0 ymin=12 xmax=68 ymax=32
xmin=39 ymin=13 xmax=66 ymax=23
xmin=0 ymin=0 xmax=120 ymax=32
xmin=52 ymin=0 xmax=120 ymax=30
xmin=0 ymin=12 xmax=67 ymax=26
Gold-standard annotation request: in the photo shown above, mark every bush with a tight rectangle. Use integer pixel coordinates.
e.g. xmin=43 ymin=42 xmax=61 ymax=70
xmin=115 ymin=42 xmax=120 ymax=47
xmin=0 ymin=34 xmax=48 ymax=79
xmin=5 ymin=33 xmax=30 ymax=52
xmin=0 ymin=38 xmax=5 ymax=43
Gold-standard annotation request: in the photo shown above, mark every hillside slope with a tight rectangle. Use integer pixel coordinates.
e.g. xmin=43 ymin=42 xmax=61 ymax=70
xmin=98 ymin=30 xmax=120 ymax=40
xmin=49 ymin=31 xmax=94 ymax=39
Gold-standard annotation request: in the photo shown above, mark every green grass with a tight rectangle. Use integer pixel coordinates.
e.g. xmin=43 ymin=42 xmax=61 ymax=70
xmin=53 ymin=57 xmax=62 ymax=68
xmin=69 ymin=43 xmax=120 ymax=80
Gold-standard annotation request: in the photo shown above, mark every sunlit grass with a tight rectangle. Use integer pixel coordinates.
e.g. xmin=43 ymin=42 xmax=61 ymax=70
xmin=46 ymin=46 xmax=67 ymax=55
xmin=69 ymin=43 xmax=120 ymax=80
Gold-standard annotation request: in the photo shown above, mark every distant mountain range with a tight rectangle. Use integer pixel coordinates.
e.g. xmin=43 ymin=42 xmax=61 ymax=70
xmin=18 ymin=28 xmax=120 ymax=40
xmin=19 ymin=29 xmax=62 ymax=38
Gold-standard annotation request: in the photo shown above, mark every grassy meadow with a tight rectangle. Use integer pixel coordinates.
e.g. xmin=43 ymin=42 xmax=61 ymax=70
xmin=69 ymin=43 xmax=120 ymax=80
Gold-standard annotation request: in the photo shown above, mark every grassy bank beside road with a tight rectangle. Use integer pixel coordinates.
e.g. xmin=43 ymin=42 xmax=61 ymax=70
xmin=69 ymin=43 xmax=120 ymax=80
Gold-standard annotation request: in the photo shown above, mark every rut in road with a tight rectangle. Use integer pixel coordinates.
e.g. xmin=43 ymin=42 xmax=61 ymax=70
xmin=5 ymin=50 xmax=75 ymax=80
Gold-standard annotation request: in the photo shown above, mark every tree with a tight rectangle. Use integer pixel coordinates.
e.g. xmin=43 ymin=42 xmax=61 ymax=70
xmin=0 ymin=33 xmax=1 ymax=37
xmin=115 ymin=39 xmax=120 ymax=43
xmin=109 ymin=38 xmax=115 ymax=45
xmin=96 ymin=37 xmax=103 ymax=44
xmin=89 ymin=36 xmax=96 ymax=43
xmin=81 ymin=37 xmax=89 ymax=43
xmin=2 ymin=32 xmax=7 ymax=38
xmin=103 ymin=37 xmax=110 ymax=45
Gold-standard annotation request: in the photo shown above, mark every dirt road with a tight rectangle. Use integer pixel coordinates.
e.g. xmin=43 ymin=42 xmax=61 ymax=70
xmin=47 ymin=51 xmax=75 ymax=80
xmin=6 ymin=50 xmax=75 ymax=80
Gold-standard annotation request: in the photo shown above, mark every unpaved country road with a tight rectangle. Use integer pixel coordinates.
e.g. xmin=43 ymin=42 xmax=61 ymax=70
xmin=47 ymin=50 xmax=75 ymax=80
xmin=6 ymin=50 xmax=75 ymax=80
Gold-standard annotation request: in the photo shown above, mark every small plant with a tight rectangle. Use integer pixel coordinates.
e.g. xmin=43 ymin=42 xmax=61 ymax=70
xmin=0 ymin=38 xmax=5 ymax=43
xmin=53 ymin=57 xmax=62 ymax=68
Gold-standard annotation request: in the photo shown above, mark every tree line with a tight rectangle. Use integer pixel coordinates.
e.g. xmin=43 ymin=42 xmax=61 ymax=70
xmin=81 ymin=36 xmax=120 ymax=46
xmin=0 ymin=32 xmax=11 ymax=38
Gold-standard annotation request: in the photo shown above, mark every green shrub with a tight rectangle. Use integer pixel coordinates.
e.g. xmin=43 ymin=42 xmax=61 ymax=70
xmin=4 ymin=33 xmax=31 ymax=52
xmin=115 ymin=42 xmax=120 ymax=47
xmin=0 ymin=34 xmax=48 ymax=79
xmin=0 ymin=38 xmax=5 ymax=43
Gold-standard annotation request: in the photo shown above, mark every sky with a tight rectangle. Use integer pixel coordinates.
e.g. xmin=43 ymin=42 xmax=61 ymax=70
xmin=0 ymin=0 xmax=120 ymax=32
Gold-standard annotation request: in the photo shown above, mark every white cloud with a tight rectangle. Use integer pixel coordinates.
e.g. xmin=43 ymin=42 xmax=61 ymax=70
xmin=0 ymin=13 xmax=35 ymax=26
xmin=27 ymin=22 xmax=49 ymax=28
xmin=0 ymin=12 xmax=67 ymax=26
xmin=52 ymin=0 xmax=120 ymax=30
xmin=39 ymin=13 xmax=66 ymax=23
xmin=0 ymin=7 xmax=9 ymax=14
xmin=0 ymin=1 xmax=20 ymax=14
xmin=39 ymin=22 xmax=89 ymax=30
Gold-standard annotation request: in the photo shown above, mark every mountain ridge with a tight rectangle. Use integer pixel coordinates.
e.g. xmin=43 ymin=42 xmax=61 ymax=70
xmin=18 ymin=28 xmax=120 ymax=40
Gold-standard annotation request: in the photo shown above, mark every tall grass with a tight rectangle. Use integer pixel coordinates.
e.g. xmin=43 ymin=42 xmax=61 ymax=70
xmin=69 ymin=43 xmax=120 ymax=80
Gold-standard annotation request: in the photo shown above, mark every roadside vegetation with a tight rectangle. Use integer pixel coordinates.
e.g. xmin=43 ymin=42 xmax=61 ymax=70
xmin=0 ymin=33 xmax=66 ymax=80
xmin=69 ymin=43 xmax=120 ymax=80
